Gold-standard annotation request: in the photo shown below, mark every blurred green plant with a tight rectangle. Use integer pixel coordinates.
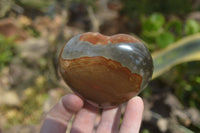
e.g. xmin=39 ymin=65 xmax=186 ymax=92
xmin=67 ymin=0 xmax=95 ymax=7
xmin=151 ymin=33 xmax=200 ymax=117
xmin=161 ymin=61 xmax=200 ymax=108
xmin=152 ymin=33 xmax=200 ymax=79
xmin=0 ymin=34 xmax=16 ymax=71
xmin=120 ymin=0 xmax=192 ymax=16
xmin=15 ymin=0 xmax=54 ymax=11
xmin=175 ymin=71 xmax=200 ymax=108
xmin=149 ymin=33 xmax=200 ymax=131
xmin=184 ymin=19 xmax=200 ymax=35
xmin=141 ymin=13 xmax=175 ymax=50
xmin=141 ymin=13 xmax=200 ymax=51
xmin=142 ymin=129 xmax=150 ymax=133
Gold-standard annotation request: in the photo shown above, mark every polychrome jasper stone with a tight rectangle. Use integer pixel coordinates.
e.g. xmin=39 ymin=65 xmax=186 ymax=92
xmin=59 ymin=32 xmax=153 ymax=108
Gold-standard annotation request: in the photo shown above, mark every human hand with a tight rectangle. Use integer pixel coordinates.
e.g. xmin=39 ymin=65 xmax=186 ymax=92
xmin=40 ymin=94 xmax=144 ymax=133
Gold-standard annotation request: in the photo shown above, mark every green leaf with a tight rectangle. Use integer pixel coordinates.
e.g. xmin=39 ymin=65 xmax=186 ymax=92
xmin=152 ymin=33 xmax=200 ymax=79
xmin=184 ymin=19 xmax=200 ymax=35
xmin=165 ymin=19 xmax=183 ymax=37
xmin=156 ymin=32 xmax=175 ymax=48
xmin=142 ymin=13 xmax=165 ymax=32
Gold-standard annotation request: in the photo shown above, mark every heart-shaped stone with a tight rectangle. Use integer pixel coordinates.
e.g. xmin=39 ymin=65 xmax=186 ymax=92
xmin=59 ymin=32 xmax=153 ymax=108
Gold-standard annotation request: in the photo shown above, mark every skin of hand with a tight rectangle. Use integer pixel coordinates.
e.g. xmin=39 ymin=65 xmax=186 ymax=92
xmin=40 ymin=94 xmax=144 ymax=133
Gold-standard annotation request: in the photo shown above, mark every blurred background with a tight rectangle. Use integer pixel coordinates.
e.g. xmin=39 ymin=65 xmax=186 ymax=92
xmin=0 ymin=0 xmax=200 ymax=133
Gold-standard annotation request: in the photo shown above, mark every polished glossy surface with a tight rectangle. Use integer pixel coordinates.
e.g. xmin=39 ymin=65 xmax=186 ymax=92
xmin=59 ymin=32 xmax=153 ymax=108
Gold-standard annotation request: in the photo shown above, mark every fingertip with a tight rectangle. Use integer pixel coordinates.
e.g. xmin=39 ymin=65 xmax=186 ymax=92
xmin=126 ymin=96 xmax=144 ymax=116
xmin=129 ymin=96 xmax=144 ymax=109
xmin=61 ymin=93 xmax=84 ymax=113
xmin=119 ymin=96 xmax=144 ymax=133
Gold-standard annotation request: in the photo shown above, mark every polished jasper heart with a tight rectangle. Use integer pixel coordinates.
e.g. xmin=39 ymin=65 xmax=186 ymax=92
xmin=59 ymin=32 xmax=153 ymax=108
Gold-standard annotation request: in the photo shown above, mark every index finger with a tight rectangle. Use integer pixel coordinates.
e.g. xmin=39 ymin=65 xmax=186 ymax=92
xmin=40 ymin=94 xmax=84 ymax=133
